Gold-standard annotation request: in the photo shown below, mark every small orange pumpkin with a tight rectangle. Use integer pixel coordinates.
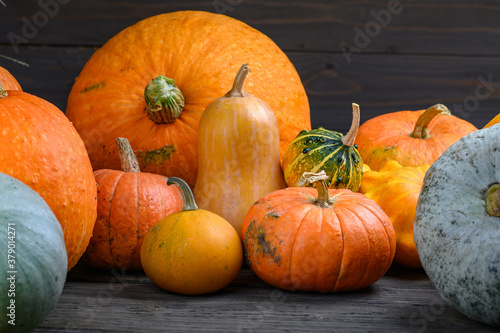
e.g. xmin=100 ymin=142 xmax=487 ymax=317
xmin=65 ymin=11 xmax=311 ymax=187
xmin=355 ymin=104 xmax=477 ymax=170
xmin=85 ymin=138 xmax=184 ymax=270
xmin=360 ymin=161 xmax=429 ymax=269
xmin=0 ymin=85 xmax=97 ymax=270
xmin=0 ymin=66 xmax=22 ymax=91
xmin=242 ymin=171 xmax=396 ymax=292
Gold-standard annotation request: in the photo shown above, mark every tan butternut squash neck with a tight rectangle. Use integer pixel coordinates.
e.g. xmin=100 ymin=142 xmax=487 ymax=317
xmin=167 ymin=177 xmax=198 ymax=211
xmin=144 ymin=75 xmax=185 ymax=124
xmin=225 ymin=64 xmax=250 ymax=98
xmin=411 ymin=104 xmax=451 ymax=139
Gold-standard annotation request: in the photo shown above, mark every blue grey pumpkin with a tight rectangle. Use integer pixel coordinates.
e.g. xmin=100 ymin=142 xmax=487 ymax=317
xmin=414 ymin=124 xmax=500 ymax=327
xmin=0 ymin=173 xmax=67 ymax=333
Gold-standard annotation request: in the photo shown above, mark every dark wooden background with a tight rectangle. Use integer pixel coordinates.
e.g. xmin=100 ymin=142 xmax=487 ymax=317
xmin=1 ymin=0 xmax=499 ymax=133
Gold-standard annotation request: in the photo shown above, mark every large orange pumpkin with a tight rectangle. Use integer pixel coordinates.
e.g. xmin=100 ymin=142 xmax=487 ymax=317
xmin=355 ymin=104 xmax=477 ymax=170
xmin=242 ymin=171 xmax=396 ymax=292
xmin=0 ymin=88 xmax=97 ymax=270
xmin=0 ymin=66 xmax=22 ymax=91
xmin=85 ymin=138 xmax=184 ymax=270
xmin=65 ymin=10 xmax=311 ymax=187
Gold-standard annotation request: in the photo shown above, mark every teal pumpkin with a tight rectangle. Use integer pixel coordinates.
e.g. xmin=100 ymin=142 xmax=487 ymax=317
xmin=0 ymin=173 xmax=67 ymax=333
xmin=282 ymin=103 xmax=363 ymax=191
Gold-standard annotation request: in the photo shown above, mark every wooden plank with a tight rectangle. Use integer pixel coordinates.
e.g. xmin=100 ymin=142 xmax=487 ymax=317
xmin=33 ymin=263 xmax=499 ymax=332
xmin=1 ymin=45 xmax=497 ymax=133
xmin=0 ymin=0 xmax=500 ymax=55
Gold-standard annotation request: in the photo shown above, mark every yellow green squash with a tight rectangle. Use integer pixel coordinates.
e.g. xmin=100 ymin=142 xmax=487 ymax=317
xmin=282 ymin=103 xmax=363 ymax=191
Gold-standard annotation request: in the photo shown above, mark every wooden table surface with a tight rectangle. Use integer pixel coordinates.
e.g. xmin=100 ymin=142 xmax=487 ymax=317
xmin=34 ymin=262 xmax=498 ymax=332
xmin=1 ymin=1 xmax=499 ymax=332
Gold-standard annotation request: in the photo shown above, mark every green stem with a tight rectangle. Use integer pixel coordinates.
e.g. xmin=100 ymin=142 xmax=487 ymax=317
xmin=0 ymin=82 xmax=7 ymax=98
xmin=144 ymin=75 xmax=185 ymax=124
xmin=225 ymin=64 xmax=250 ymax=98
xmin=411 ymin=104 xmax=451 ymax=139
xmin=297 ymin=171 xmax=331 ymax=208
xmin=341 ymin=103 xmax=361 ymax=147
xmin=167 ymin=177 xmax=198 ymax=211
xmin=115 ymin=137 xmax=140 ymax=172
xmin=486 ymin=183 xmax=500 ymax=217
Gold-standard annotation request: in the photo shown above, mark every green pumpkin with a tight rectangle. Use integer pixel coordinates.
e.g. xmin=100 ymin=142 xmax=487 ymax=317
xmin=282 ymin=103 xmax=363 ymax=191
xmin=0 ymin=173 xmax=67 ymax=333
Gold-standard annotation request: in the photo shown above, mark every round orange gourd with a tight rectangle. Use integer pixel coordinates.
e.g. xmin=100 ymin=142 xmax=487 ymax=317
xmin=242 ymin=171 xmax=396 ymax=292
xmin=141 ymin=177 xmax=243 ymax=295
xmin=194 ymin=64 xmax=286 ymax=236
xmin=0 ymin=66 xmax=22 ymax=91
xmin=65 ymin=10 xmax=311 ymax=187
xmin=355 ymin=104 xmax=477 ymax=170
xmin=0 ymin=85 xmax=97 ymax=270
xmin=85 ymin=138 xmax=183 ymax=270
xmin=360 ymin=161 xmax=429 ymax=268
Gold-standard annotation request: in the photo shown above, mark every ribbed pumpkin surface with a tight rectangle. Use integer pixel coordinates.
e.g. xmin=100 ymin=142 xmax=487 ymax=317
xmin=283 ymin=128 xmax=363 ymax=191
xmin=85 ymin=170 xmax=183 ymax=270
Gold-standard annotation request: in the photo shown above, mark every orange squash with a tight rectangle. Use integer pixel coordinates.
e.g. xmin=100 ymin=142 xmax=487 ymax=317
xmin=242 ymin=171 xmax=396 ymax=292
xmin=141 ymin=177 xmax=243 ymax=295
xmin=483 ymin=113 xmax=500 ymax=128
xmin=193 ymin=64 xmax=286 ymax=236
xmin=360 ymin=161 xmax=429 ymax=268
xmin=0 ymin=86 xmax=97 ymax=270
xmin=85 ymin=138 xmax=184 ymax=270
xmin=0 ymin=66 xmax=22 ymax=91
xmin=355 ymin=104 xmax=477 ymax=170
xmin=65 ymin=11 xmax=311 ymax=187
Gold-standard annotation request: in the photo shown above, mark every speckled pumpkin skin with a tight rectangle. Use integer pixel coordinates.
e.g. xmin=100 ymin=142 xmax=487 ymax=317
xmin=414 ymin=124 xmax=500 ymax=327
xmin=0 ymin=66 xmax=22 ymax=91
xmin=282 ymin=127 xmax=363 ymax=191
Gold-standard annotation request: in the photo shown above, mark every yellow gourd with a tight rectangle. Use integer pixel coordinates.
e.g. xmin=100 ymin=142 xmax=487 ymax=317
xmin=141 ymin=177 xmax=242 ymax=295
xmin=194 ymin=64 xmax=286 ymax=237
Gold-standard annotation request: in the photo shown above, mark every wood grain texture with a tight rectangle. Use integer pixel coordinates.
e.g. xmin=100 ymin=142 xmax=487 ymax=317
xmin=0 ymin=0 xmax=500 ymax=55
xmin=33 ymin=263 xmax=499 ymax=332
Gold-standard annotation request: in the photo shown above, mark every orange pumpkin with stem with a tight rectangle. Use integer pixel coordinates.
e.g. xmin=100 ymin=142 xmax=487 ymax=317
xmin=85 ymin=137 xmax=184 ymax=270
xmin=0 ymin=84 xmax=97 ymax=270
xmin=242 ymin=171 xmax=396 ymax=292
xmin=355 ymin=104 xmax=477 ymax=170
xmin=0 ymin=66 xmax=22 ymax=91
xmin=65 ymin=11 xmax=311 ymax=187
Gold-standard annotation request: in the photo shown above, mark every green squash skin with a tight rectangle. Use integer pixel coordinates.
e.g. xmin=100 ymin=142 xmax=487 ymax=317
xmin=283 ymin=127 xmax=363 ymax=191
xmin=0 ymin=173 xmax=67 ymax=333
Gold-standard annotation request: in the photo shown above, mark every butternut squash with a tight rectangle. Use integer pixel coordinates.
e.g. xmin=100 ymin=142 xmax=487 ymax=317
xmin=193 ymin=64 xmax=286 ymax=237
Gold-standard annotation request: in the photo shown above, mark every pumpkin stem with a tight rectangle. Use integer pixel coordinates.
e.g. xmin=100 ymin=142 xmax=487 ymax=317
xmin=298 ymin=171 xmax=331 ymax=207
xmin=411 ymin=104 xmax=451 ymax=139
xmin=485 ymin=183 xmax=500 ymax=217
xmin=0 ymin=82 xmax=7 ymax=98
xmin=341 ymin=103 xmax=360 ymax=147
xmin=167 ymin=177 xmax=198 ymax=211
xmin=225 ymin=64 xmax=250 ymax=98
xmin=116 ymin=137 xmax=141 ymax=172
xmin=144 ymin=75 xmax=185 ymax=124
